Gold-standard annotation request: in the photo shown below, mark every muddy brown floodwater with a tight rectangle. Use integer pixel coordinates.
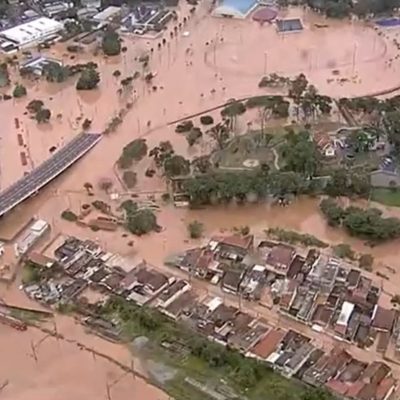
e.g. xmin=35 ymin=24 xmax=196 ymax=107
xmin=3 ymin=1 xmax=400 ymax=397
xmin=0 ymin=323 xmax=169 ymax=400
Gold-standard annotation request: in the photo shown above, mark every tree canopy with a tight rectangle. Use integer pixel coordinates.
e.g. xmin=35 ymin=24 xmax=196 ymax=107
xmin=13 ymin=83 xmax=27 ymax=98
xmin=126 ymin=208 xmax=158 ymax=235
xmin=76 ymin=68 xmax=100 ymax=90
xmin=320 ymin=198 xmax=400 ymax=242
xmin=118 ymin=139 xmax=148 ymax=169
xmin=281 ymin=130 xmax=319 ymax=177
xmin=102 ymin=30 xmax=121 ymax=56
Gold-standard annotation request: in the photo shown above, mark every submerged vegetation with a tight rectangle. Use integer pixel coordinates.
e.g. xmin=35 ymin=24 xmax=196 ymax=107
xmin=320 ymin=198 xmax=400 ymax=242
xmin=118 ymin=139 xmax=148 ymax=169
xmin=100 ymin=296 xmax=333 ymax=400
xmin=121 ymin=200 xmax=158 ymax=235
xmin=266 ymin=227 xmax=329 ymax=248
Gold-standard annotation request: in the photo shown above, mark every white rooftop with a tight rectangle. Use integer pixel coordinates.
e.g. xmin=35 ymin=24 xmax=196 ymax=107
xmin=0 ymin=17 xmax=63 ymax=46
xmin=206 ymin=296 xmax=223 ymax=312
xmin=337 ymin=301 xmax=354 ymax=326
xmin=30 ymin=219 xmax=48 ymax=233
xmin=93 ymin=6 xmax=120 ymax=22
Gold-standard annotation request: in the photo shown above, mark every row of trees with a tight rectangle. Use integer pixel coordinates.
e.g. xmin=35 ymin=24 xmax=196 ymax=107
xmin=283 ymin=0 xmax=400 ymax=19
xmin=320 ymin=198 xmax=400 ymax=242
xmin=117 ymin=138 xmax=148 ymax=169
xmin=149 ymin=140 xmax=190 ymax=177
xmin=26 ymin=99 xmax=51 ymax=123
xmin=101 ymin=295 xmax=332 ymax=399
xmin=120 ymin=200 xmax=159 ymax=235
xmin=183 ymin=165 xmax=371 ymax=206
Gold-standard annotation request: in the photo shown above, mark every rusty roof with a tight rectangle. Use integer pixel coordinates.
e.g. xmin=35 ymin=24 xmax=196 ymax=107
xmin=250 ymin=328 xmax=285 ymax=359
xmin=266 ymin=244 xmax=295 ymax=269
xmin=372 ymin=306 xmax=396 ymax=332
xmin=212 ymin=234 xmax=254 ymax=250
xmin=376 ymin=377 xmax=396 ymax=400
xmin=361 ymin=362 xmax=391 ymax=385
xmin=312 ymin=304 xmax=333 ymax=326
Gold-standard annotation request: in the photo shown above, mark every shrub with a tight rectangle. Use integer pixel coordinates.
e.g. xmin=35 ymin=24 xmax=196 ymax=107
xmin=126 ymin=209 xmax=158 ymax=235
xmin=186 ymin=127 xmax=202 ymax=146
xmin=13 ymin=83 xmax=27 ymax=98
xmin=102 ymin=30 xmax=121 ymax=56
xmin=240 ymin=226 xmax=250 ymax=236
xmin=27 ymin=99 xmax=44 ymax=113
xmin=333 ymin=243 xmax=355 ymax=260
xmin=175 ymin=120 xmax=193 ymax=133
xmin=200 ymin=115 xmax=214 ymax=125
xmin=187 ymin=220 xmax=203 ymax=238
xmin=35 ymin=108 xmax=51 ymax=123
xmin=113 ymin=69 xmax=121 ymax=78
xmin=82 ymin=118 xmax=92 ymax=130
xmin=118 ymin=139 xmax=148 ymax=169
xmin=61 ymin=210 xmax=78 ymax=222
xmin=122 ymin=170 xmax=137 ymax=189
xmin=22 ymin=264 xmax=41 ymax=284
xmin=359 ymin=254 xmax=374 ymax=271
xmin=161 ymin=193 xmax=170 ymax=202
xmin=221 ymin=101 xmax=246 ymax=117
xmin=92 ymin=200 xmax=111 ymax=213
xmin=76 ymin=68 xmax=100 ymax=90
xmin=98 ymin=178 xmax=113 ymax=193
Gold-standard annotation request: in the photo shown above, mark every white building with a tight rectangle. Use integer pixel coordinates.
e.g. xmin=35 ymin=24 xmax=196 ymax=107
xmin=92 ymin=6 xmax=121 ymax=23
xmin=15 ymin=219 xmax=50 ymax=257
xmin=0 ymin=17 xmax=64 ymax=51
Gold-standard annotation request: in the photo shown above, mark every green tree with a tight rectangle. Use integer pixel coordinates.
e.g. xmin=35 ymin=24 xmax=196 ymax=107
xmin=359 ymin=253 xmax=374 ymax=271
xmin=186 ymin=127 xmax=202 ymax=146
xmin=333 ymin=243 xmax=355 ymax=260
xmin=325 ymin=168 xmax=349 ymax=197
xmin=347 ymin=130 xmax=374 ymax=153
xmin=281 ymin=130 xmax=319 ymax=177
xmin=187 ymin=220 xmax=203 ymax=238
xmin=76 ymin=68 xmax=100 ymax=90
xmin=61 ymin=210 xmax=78 ymax=221
xmin=35 ymin=108 xmax=51 ymax=123
xmin=149 ymin=141 xmax=174 ymax=167
xmin=320 ymin=198 xmax=345 ymax=226
xmin=118 ymin=139 xmax=148 ymax=169
xmin=13 ymin=83 xmax=27 ymax=98
xmin=126 ymin=209 xmax=158 ymax=235
xmin=122 ymin=170 xmax=137 ymax=189
xmin=288 ymin=73 xmax=308 ymax=103
xmin=208 ymin=120 xmax=230 ymax=149
xmin=43 ymin=62 xmax=70 ymax=83
xmin=164 ymin=155 xmax=190 ymax=177
xmin=27 ymin=99 xmax=44 ymax=113
xmin=102 ymin=30 xmax=121 ymax=56
xmin=192 ymin=155 xmax=212 ymax=173
xmin=83 ymin=182 xmax=93 ymax=194
xmin=98 ymin=177 xmax=113 ymax=193
xmin=200 ymin=115 xmax=214 ymax=125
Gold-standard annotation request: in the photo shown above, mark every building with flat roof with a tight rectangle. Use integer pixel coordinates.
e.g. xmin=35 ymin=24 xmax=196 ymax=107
xmin=93 ymin=6 xmax=121 ymax=23
xmin=15 ymin=219 xmax=49 ymax=256
xmin=0 ymin=17 xmax=63 ymax=50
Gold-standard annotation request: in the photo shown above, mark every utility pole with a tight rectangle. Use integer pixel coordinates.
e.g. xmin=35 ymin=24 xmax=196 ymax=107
xmin=106 ymin=383 xmax=112 ymax=400
xmin=30 ymin=339 xmax=38 ymax=363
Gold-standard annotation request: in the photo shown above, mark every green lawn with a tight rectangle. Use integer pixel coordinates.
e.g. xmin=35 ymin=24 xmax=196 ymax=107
xmin=371 ymin=188 xmax=400 ymax=207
